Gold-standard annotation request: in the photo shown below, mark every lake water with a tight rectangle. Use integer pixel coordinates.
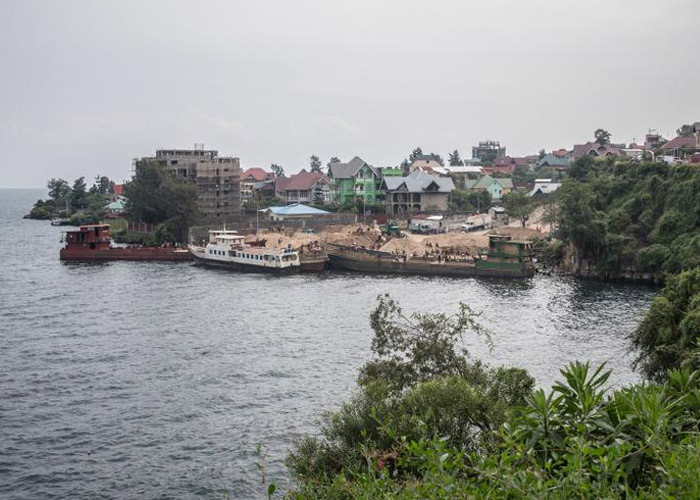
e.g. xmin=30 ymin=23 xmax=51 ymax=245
xmin=0 ymin=189 xmax=658 ymax=499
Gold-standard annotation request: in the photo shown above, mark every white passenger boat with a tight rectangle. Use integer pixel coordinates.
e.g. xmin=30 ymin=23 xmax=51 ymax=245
xmin=188 ymin=229 xmax=300 ymax=274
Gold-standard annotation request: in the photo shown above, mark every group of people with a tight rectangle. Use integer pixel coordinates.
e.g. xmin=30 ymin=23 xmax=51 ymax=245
xmin=421 ymin=241 xmax=475 ymax=263
xmin=299 ymin=241 xmax=322 ymax=255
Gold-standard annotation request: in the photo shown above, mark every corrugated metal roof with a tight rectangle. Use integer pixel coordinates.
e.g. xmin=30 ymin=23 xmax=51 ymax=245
xmin=264 ymin=204 xmax=330 ymax=216
xmin=329 ymin=156 xmax=378 ymax=179
xmin=382 ymin=171 xmax=454 ymax=193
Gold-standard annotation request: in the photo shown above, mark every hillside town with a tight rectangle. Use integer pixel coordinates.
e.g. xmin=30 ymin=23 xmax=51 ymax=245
xmin=111 ymin=123 xmax=700 ymax=225
xmin=32 ymin=122 xmax=700 ymax=263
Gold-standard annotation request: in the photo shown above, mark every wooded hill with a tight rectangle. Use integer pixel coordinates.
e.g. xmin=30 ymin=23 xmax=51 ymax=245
xmin=556 ymin=157 xmax=700 ymax=281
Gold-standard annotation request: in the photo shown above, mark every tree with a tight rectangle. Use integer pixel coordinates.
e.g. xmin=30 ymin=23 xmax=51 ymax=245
xmin=70 ymin=177 xmax=88 ymax=209
xmin=538 ymin=148 xmax=546 ymax=159
xmin=287 ymin=296 xmax=534 ymax=481
xmin=409 ymin=147 xmax=423 ymax=163
xmin=480 ymin=150 xmax=498 ymax=166
xmin=310 ymin=155 xmax=322 ymax=173
xmin=270 ymin=163 xmax=285 ymax=178
xmin=47 ymin=178 xmax=71 ymax=201
xmin=502 ymin=190 xmax=534 ymax=227
xmin=123 ymin=160 xmax=198 ymax=242
xmin=594 ymin=128 xmax=611 ymax=145
xmin=677 ymin=124 xmax=694 ymax=137
xmin=542 ymin=197 xmax=560 ymax=232
xmin=91 ymin=175 xmax=114 ymax=195
xmin=359 ymin=295 xmax=494 ymax=391
xmin=632 ymin=268 xmax=700 ymax=381
xmin=448 ymin=150 xmax=463 ymax=166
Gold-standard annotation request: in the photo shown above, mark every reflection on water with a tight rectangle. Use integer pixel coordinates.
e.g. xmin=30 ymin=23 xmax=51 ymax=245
xmin=0 ymin=189 xmax=658 ymax=499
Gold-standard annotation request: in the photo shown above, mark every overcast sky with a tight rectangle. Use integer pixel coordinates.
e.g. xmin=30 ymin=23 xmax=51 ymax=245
xmin=1 ymin=0 xmax=698 ymax=188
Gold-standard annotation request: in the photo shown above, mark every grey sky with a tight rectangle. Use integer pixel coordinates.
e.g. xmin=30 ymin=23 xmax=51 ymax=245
xmin=1 ymin=0 xmax=698 ymax=188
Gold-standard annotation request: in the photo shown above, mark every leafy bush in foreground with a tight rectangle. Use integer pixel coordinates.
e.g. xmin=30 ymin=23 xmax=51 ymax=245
xmin=285 ymin=296 xmax=700 ymax=499
xmin=288 ymin=363 xmax=700 ymax=499
xmin=286 ymin=295 xmax=534 ymax=483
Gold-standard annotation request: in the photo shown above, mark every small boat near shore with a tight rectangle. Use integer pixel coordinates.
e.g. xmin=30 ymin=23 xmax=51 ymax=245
xmin=298 ymin=242 xmax=328 ymax=272
xmin=327 ymin=234 xmax=535 ymax=279
xmin=188 ymin=230 xmax=302 ymax=274
xmin=60 ymin=224 xmax=192 ymax=261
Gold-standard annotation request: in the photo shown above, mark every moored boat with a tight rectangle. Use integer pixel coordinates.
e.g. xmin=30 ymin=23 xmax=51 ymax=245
xmin=327 ymin=234 xmax=535 ymax=279
xmin=298 ymin=241 xmax=328 ymax=272
xmin=60 ymin=224 xmax=192 ymax=261
xmin=188 ymin=229 xmax=301 ymax=274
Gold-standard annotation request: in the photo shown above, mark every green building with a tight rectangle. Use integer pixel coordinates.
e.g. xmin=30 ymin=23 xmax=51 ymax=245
xmin=465 ymin=175 xmax=513 ymax=201
xmin=329 ymin=156 xmax=382 ymax=205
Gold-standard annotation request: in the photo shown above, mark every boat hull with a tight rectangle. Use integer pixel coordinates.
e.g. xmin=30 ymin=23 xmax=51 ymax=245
xmin=327 ymin=248 xmax=534 ymax=279
xmin=59 ymin=247 xmax=192 ymax=262
xmin=299 ymin=254 xmax=328 ymax=272
xmin=190 ymin=250 xmax=300 ymax=274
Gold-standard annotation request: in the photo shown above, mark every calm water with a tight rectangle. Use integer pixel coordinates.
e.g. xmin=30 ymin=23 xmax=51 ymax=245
xmin=0 ymin=189 xmax=657 ymax=499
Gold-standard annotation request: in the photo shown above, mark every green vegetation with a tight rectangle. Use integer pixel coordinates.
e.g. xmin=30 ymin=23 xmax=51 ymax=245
xmin=271 ymin=163 xmax=285 ymax=178
xmin=594 ymin=128 xmax=611 ymax=145
xmin=123 ymin=160 xmax=198 ymax=243
xmin=556 ymin=157 xmax=700 ymax=281
xmin=449 ymin=189 xmax=491 ymax=213
xmin=286 ymin=297 xmax=700 ymax=499
xmin=310 ymin=155 xmax=323 ymax=173
xmin=448 ymin=149 xmax=463 ymax=166
xmin=632 ymin=268 xmax=700 ymax=381
xmin=28 ymin=175 xmax=115 ymax=223
xmin=502 ymin=190 xmax=534 ymax=227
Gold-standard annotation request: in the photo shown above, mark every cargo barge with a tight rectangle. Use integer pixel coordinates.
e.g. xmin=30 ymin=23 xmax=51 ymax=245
xmin=327 ymin=234 xmax=535 ymax=279
xmin=60 ymin=224 xmax=192 ymax=262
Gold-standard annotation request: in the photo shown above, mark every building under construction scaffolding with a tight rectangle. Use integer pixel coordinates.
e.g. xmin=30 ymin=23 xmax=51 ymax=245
xmin=472 ymin=140 xmax=506 ymax=161
xmin=137 ymin=145 xmax=241 ymax=222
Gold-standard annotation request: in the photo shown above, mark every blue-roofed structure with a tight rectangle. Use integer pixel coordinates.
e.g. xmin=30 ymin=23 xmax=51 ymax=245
xmin=105 ymin=198 xmax=126 ymax=214
xmin=261 ymin=203 xmax=330 ymax=221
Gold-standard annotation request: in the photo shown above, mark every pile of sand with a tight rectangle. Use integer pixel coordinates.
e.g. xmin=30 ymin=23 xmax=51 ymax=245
xmin=379 ymin=232 xmax=487 ymax=254
xmin=493 ymin=226 xmax=546 ymax=241
xmin=251 ymin=221 xmax=545 ymax=253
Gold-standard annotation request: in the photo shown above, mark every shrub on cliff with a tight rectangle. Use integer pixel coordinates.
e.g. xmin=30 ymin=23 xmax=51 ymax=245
xmin=632 ymin=268 xmax=700 ymax=381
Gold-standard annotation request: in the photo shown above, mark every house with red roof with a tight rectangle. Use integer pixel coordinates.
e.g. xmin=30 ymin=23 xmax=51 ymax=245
xmin=275 ymin=169 xmax=333 ymax=206
xmin=570 ymin=142 xmax=622 ymax=160
xmin=240 ymin=168 xmax=275 ymax=203
xmin=484 ymin=156 xmax=537 ymax=175
xmin=660 ymin=135 xmax=699 ymax=158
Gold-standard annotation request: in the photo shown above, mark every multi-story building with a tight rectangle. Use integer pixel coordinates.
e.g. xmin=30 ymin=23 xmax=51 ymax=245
xmin=328 ymin=156 xmax=381 ymax=205
xmin=138 ymin=146 xmax=241 ymax=221
xmin=472 ymin=140 xmax=506 ymax=162
xmin=380 ymin=171 xmax=455 ymax=215
xmin=240 ymin=167 xmax=275 ymax=204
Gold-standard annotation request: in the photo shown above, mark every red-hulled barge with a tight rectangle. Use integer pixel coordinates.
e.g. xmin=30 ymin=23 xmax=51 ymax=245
xmin=60 ymin=224 xmax=192 ymax=262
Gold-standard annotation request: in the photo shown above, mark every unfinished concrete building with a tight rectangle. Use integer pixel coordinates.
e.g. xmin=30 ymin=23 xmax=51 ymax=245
xmin=139 ymin=146 xmax=241 ymax=222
